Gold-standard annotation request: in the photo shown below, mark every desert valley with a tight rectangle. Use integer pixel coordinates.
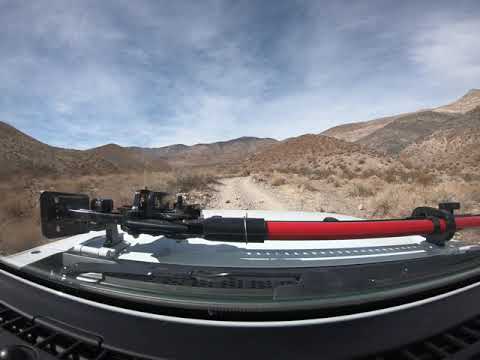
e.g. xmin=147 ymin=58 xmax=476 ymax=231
xmin=1 ymin=89 xmax=480 ymax=254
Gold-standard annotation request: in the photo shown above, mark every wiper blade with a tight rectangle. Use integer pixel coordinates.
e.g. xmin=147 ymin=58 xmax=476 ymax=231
xmin=61 ymin=261 xmax=301 ymax=287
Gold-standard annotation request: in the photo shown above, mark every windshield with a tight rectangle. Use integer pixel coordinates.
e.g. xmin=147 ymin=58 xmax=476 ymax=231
xmin=1 ymin=1 xmax=480 ymax=320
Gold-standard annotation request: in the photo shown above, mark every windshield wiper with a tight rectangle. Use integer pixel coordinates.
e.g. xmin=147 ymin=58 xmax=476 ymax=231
xmin=60 ymin=260 xmax=301 ymax=285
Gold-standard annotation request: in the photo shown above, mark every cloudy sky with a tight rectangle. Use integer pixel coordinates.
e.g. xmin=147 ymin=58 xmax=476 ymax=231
xmin=0 ymin=0 xmax=479 ymax=149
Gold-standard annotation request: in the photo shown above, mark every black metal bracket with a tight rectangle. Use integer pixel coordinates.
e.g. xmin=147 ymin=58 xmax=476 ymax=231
xmin=104 ymin=223 xmax=124 ymax=247
xmin=411 ymin=202 xmax=460 ymax=246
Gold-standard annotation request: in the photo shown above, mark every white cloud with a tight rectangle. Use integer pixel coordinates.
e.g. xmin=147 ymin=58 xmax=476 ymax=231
xmin=410 ymin=16 xmax=480 ymax=87
xmin=1 ymin=1 xmax=479 ymax=149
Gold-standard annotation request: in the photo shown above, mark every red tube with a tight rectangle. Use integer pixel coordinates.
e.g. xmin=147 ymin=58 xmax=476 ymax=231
xmin=265 ymin=215 xmax=480 ymax=240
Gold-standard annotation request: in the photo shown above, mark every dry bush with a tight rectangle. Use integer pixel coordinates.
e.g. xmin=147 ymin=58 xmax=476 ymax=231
xmin=310 ymin=167 xmax=336 ymax=180
xmin=3 ymin=197 xmax=32 ymax=218
xmin=271 ymin=176 xmax=287 ymax=186
xmin=0 ymin=169 xmax=223 ymax=254
xmin=379 ymin=166 xmax=412 ymax=184
xmin=174 ymin=173 xmax=220 ymax=192
xmin=0 ymin=219 xmax=43 ymax=255
xmin=77 ymin=181 xmax=94 ymax=194
xmin=239 ymin=168 xmax=251 ymax=177
xmin=252 ymin=173 xmax=267 ymax=182
xmin=369 ymin=187 xmax=403 ymax=217
xmin=302 ymin=182 xmax=318 ymax=192
xmin=471 ymin=190 xmax=480 ymax=204
xmin=359 ymin=168 xmax=376 ymax=179
xmin=400 ymin=158 xmax=415 ymax=169
xmin=327 ymin=175 xmax=342 ymax=188
xmin=273 ymin=167 xmax=289 ymax=174
xmin=349 ymin=183 xmax=375 ymax=198
xmin=372 ymin=197 xmax=393 ymax=217
xmin=460 ymin=172 xmax=480 ymax=182
xmin=296 ymin=166 xmax=313 ymax=177
xmin=366 ymin=179 xmax=480 ymax=219
xmin=410 ymin=171 xmax=435 ymax=186
xmin=337 ymin=165 xmax=356 ymax=180
xmin=383 ymin=167 xmax=399 ymax=183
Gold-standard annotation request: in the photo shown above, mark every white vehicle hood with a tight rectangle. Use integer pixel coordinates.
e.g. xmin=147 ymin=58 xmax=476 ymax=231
xmin=5 ymin=210 xmax=434 ymax=269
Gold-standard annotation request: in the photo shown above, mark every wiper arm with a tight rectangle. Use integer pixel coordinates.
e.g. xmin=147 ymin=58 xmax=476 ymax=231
xmin=60 ymin=261 xmax=301 ymax=287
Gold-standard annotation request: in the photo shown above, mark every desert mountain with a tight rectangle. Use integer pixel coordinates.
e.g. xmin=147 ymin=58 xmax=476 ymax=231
xmin=321 ymin=114 xmax=404 ymax=142
xmin=356 ymin=105 xmax=480 ymax=154
xmin=0 ymin=121 xmax=118 ymax=180
xmin=247 ymin=134 xmax=394 ymax=175
xmin=322 ymin=90 xmax=480 ymax=154
xmin=129 ymin=136 xmax=278 ymax=167
xmin=356 ymin=110 xmax=460 ymax=154
xmin=0 ymin=121 xmax=277 ymax=180
xmin=2 ymin=88 xmax=479 ymax=182
xmin=86 ymin=143 xmax=173 ymax=173
xmin=434 ymin=89 xmax=480 ymax=114
xmin=400 ymin=125 xmax=480 ymax=176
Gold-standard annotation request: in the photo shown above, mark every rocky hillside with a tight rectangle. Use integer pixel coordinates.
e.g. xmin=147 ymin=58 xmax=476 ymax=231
xmin=86 ymin=143 xmax=171 ymax=172
xmin=321 ymin=114 xmax=401 ymax=142
xmin=356 ymin=110 xmax=461 ymax=154
xmin=322 ymin=90 xmax=480 ymax=154
xmin=400 ymin=126 xmax=480 ymax=177
xmin=0 ymin=121 xmax=118 ymax=180
xmin=130 ymin=136 xmax=278 ymax=167
xmin=434 ymin=89 xmax=480 ymax=114
xmin=246 ymin=134 xmax=395 ymax=177
xmin=0 ymin=121 xmax=277 ymax=180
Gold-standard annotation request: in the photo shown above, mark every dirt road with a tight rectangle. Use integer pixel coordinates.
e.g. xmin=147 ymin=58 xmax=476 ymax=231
xmin=208 ymin=177 xmax=289 ymax=210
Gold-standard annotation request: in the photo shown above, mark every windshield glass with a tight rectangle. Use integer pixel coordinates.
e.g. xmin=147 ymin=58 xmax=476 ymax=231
xmin=1 ymin=1 xmax=479 ymax=319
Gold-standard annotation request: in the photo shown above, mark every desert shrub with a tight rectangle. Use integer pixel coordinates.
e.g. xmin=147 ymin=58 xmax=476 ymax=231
xmin=348 ymin=183 xmax=375 ymax=197
xmin=310 ymin=167 xmax=336 ymax=180
xmin=341 ymin=167 xmax=356 ymax=180
xmin=461 ymin=172 xmax=480 ymax=182
xmin=400 ymin=158 xmax=415 ymax=169
xmin=302 ymin=182 xmax=318 ymax=192
xmin=381 ymin=167 xmax=411 ymax=184
xmin=296 ymin=166 xmax=313 ymax=176
xmin=358 ymin=158 xmax=366 ymax=165
xmin=0 ymin=219 xmax=43 ymax=255
xmin=397 ymin=170 xmax=411 ymax=183
xmin=252 ymin=173 xmax=267 ymax=182
xmin=383 ymin=167 xmax=398 ymax=183
xmin=74 ymin=180 xmax=92 ymax=194
xmin=3 ymin=197 xmax=32 ymax=218
xmin=413 ymin=172 xmax=435 ymax=186
xmin=327 ymin=175 xmax=342 ymax=188
xmin=360 ymin=168 xmax=376 ymax=178
xmin=271 ymin=176 xmax=286 ymax=186
xmin=175 ymin=173 xmax=220 ymax=192
xmin=274 ymin=167 xmax=293 ymax=174
xmin=239 ymin=168 xmax=251 ymax=177
xmin=373 ymin=198 xmax=392 ymax=216
xmin=471 ymin=190 xmax=480 ymax=203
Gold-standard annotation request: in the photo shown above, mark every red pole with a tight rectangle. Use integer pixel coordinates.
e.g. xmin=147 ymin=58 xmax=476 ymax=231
xmin=265 ymin=215 xmax=480 ymax=241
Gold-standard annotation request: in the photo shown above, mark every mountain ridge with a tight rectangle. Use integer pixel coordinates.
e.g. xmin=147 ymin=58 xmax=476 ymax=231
xmin=321 ymin=90 xmax=480 ymax=154
xmin=1 ymin=89 xmax=479 ymax=181
xmin=0 ymin=122 xmax=278 ymax=179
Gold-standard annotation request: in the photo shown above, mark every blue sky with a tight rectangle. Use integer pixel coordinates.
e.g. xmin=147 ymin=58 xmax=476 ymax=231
xmin=0 ymin=0 xmax=479 ymax=149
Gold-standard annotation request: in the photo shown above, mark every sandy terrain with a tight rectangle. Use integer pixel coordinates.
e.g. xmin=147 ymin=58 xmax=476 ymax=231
xmin=208 ymin=177 xmax=289 ymax=210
